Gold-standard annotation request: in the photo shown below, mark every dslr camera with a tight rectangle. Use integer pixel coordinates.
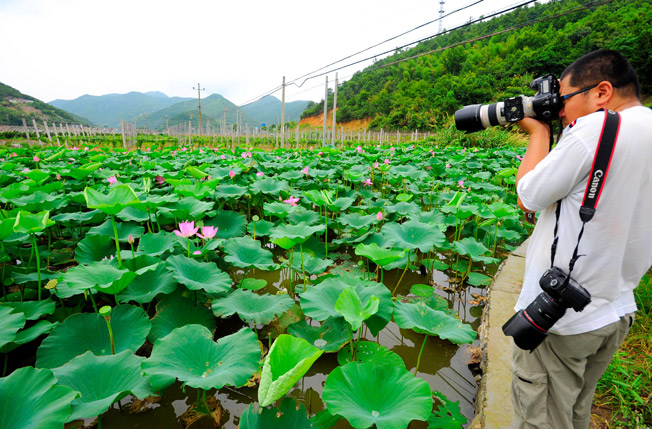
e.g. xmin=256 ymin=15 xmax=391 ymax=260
xmin=454 ymin=74 xmax=563 ymax=133
xmin=502 ymin=266 xmax=591 ymax=351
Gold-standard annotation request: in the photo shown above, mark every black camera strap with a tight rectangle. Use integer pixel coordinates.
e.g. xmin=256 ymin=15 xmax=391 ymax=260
xmin=550 ymin=109 xmax=621 ymax=274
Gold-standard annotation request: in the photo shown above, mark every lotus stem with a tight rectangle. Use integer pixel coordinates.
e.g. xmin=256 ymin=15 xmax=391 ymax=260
xmin=100 ymin=306 xmax=115 ymax=355
xmin=110 ymin=215 xmax=123 ymax=268
xmin=300 ymin=245 xmax=307 ymax=288
xmin=88 ymin=292 xmax=99 ymax=313
xmin=324 ymin=209 xmax=328 ymax=258
xmin=414 ymin=335 xmax=428 ymax=375
xmin=31 ymin=234 xmax=42 ymax=301
xmin=493 ymin=222 xmax=499 ymax=257
xmin=347 ymin=325 xmax=356 ymax=362
xmin=392 ymin=252 xmax=410 ymax=296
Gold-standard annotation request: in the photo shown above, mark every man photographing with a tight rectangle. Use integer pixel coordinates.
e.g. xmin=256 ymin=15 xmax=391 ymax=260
xmin=511 ymin=50 xmax=652 ymax=428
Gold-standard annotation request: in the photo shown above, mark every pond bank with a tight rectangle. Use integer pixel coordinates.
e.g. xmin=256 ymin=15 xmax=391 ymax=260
xmin=470 ymin=240 xmax=528 ymax=429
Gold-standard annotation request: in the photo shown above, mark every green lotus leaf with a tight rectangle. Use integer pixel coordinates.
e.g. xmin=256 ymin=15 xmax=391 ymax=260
xmin=13 ymin=210 xmax=54 ymax=234
xmin=0 ymin=366 xmax=78 ymax=429
xmin=420 ymin=258 xmax=450 ymax=271
xmin=323 ymin=362 xmax=432 ymax=429
xmin=141 ymin=325 xmax=260 ymax=391
xmin=52 ymin=350 xmax=154 ymax=422
xmin=427 ymin=391 xmax=468 ymax=429
xmin=62 ymin=262 xmax=137 ymax=295
xmin=116 ymin=206 xmax=150 ymax=223
xmin=336 ymin=341 xmax=405 ymax=368
xmin=300 ymin=277 xmax=392 ymax=336
xmin=66 ymin=162 xmax=101 ymax=180
xmin=0 ymin=307 xmax=26 ymax=349
xmin=223 ymin=237 xmax=280 ymax=270
xmin=11 ymin=192 xmax=67 ymax=213
xmin=165 ymin=254 xmax=232 ymax=294
xmin=467 ymin=272 xmax=493 ymax=287
xmin=184 ymin=165 xmax=209 ymax=180
xmin=240 ymin=397 xmax=315 ymax=429
xmin=390 ymin=164 xmax=427 ymax=181
xmin=410 ymin=211 xmax=448 ymax=230
xmin=303 ymin=189 xmax=333 ymax=207
xmin=250 ymin=177 xmax=290 ymax=196
xmin=246 ymin=219 xmax=275 ymax=238
xmin=118 ymin=262 xmax=178 ymax=304
xmin=211 ymin=288 xmax=294 ymax=325
xmin=0 ymin=320 xmax=58 ymax=353
xmin=136 ymin=231 xmax=176 ymax=257
xmin=258 ymin=334 xmax=324 ymax=407
xmin=160 ymin=196 xmax=214 ymax=220
xmin=173 ymin=182 xmax=214 ymax=199
xmin=215 ymin=183 xmax=248 ymax=200
xmin=75 ymin=234 xmax=115 ymax=264
xmin=0 ymin=217 xmax=17 ymax=240
xmin=263 ymin=201 xmax=297 ymax=220
xmin=279 ymin=170 xmax=303 ymax=181
xmin=239 ymin=278 xmax=267 ymax=290
xmin=335 ymin=287 xmax=379 ymax=331
xmin=410 ymin=284 xmax=435 ymax=297
xmin=24 ymin=169 xmax=50 ymax=183
xmin=385 ymin=201 xmax=421 ymax=217
xmin=287 ymin=208 xmax=322 ymax=225
xmin=84 ymin=184 xmax=140 ymax=215
xmin=287 ymin=317 xmax=349 ymax=353
xmin=36 ymin=305 xmax=151 ymax=369
xmin=354 ymin=243 xmax=405 ymax=267
xmin=453 ymin=237 xmax=501 ymax=264
xmin=291 ymin=252 xmax=333 ymax=275
xmin=148 ymin=294 xmax=215 ymax=343
xmin=0 ymin=299 xmax=55 ymax=320
xmin=382 ymin=219 xmax=448 ymax=252
xmin=87 ymin=219 xmax=145 ymax=242
xmin=327 ymin=197 xmax=355 ymax=212
xmin=393 ymin=301 xmax=477 ymax=344
xmin=204 ymin=210 xmax=247 ymax=239
xmin=338 ymin=212 xmax=378 ymax=230
xmin=270 ymin=222 xmax=326 ymax=248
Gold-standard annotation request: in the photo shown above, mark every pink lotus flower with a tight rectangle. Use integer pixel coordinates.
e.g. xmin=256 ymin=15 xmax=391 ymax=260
xmin=197 ymin=226 xmax=218 ymax=239
xmin=199 ymin=149 xmax=204 ymax=153
xmin=242 ymin=152 xmax=248 ymax=159
xmin=302 ymin=166 xmax=309 ymax=175
xmin=173 ymin=220 xmax=199 ymax=238
xmin=155 ymin=175 xmax=165 ymax=185
xmin=458 ymin=180 xmax=465 ymax=188
xmin=72 ymin=146 xmax=79 ymax=151
xmin=384 ymin=159 xmax=390 ymax=165
xmin=22 ymin=168 xmax=30 ymax=173
xmin=256 ymin=172 xmax=264 ymax=177
xmin=221 ymin=154 xmax=226 ymax=159
xmin=363 ymin=178 xmax=373 ymax=187
xmin=229 ymin=170 xmax=236 ymax=179
xmin=373 ymin=162 xmax=379 ymax=169
xmin=284 ymin=196 xmax=300 ymax=206
xmin=107 ymin=176 xmax=118 ymax=185
xmin=193 ymin=250 xmax=202 ymax=255
xmin=33 ymin=156 xmax=40 ymax=162
xmin=317 ymin=151 xmax=323 ymax=156
xmin=356 ymin=146 xmax=362 ymax=153
xmin=426 ymin=166 xmax=433 ymax=171
xmin=376 ymin=211 xmax=383 ymax=222
xmin=473 ymin=148 xmax=479 ymax=152
xmin=446 ymin=163 xmax=451 ymax=168
xmin=128 ymin=234 xmax=135 ymax=244
xmin=516 ymin=155 xmax=524 ymax=161
xmin=56 ymin=173 xmax=62 ymax=180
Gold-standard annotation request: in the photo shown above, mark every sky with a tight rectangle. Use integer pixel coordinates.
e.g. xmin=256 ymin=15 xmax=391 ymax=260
xmin=0 ymin=0 xmax=547 ymax=106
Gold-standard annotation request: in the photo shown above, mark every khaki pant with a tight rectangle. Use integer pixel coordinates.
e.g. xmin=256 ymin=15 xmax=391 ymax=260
xmin=511 ymin=313 xmax=635 ymax=429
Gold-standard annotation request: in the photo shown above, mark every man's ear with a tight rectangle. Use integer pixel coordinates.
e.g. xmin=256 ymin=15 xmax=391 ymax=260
xmin=594 ymin=81 xmax=613 ymax=107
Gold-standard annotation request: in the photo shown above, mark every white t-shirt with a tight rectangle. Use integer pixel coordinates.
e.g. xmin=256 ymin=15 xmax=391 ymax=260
xmin=516 ymin=106 xmax=652 ymax=335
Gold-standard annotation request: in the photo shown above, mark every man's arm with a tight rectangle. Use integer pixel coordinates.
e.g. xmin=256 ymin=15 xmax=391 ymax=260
xmin=516 ymin=118 xmax=551 ymax=213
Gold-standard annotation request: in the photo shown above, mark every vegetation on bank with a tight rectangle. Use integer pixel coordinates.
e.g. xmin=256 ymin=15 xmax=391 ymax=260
xmin=302 ymin=0 xmax=652 ymax=130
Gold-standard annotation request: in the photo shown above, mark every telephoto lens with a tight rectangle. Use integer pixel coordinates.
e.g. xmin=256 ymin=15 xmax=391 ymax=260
xmin=502 ymin=292 xmax=567 ymax=351
xmin=454 ymin=102 xmax=506 ymax=133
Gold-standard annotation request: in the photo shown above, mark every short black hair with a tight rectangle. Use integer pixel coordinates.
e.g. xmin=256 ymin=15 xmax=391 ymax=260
xmin=560 ymin=49 xmax=640 ymax=100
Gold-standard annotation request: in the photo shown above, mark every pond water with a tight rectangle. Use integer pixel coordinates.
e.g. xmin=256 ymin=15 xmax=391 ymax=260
xmin=68 ymin=250 xmax=489 ymax=429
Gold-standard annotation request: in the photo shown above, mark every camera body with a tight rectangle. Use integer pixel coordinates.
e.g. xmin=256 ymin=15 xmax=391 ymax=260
xmin=539 ymin=266 xmax=592 ymax=312
xmin=454 ymin=74 xmax=563 ymax=133
xmin=502 ymin=267 xmax=591 ymax=351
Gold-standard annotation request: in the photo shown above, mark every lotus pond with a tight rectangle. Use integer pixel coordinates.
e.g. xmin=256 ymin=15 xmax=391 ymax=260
xmin=0 ymin=140 xmax=529 ymax=428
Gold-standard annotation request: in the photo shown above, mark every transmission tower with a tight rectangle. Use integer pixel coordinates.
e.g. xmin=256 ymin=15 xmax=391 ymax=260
xmin=193 ymin=83 xmax=205 ymax=136
xmin=438 ymin=1 xmax=445 ymax=33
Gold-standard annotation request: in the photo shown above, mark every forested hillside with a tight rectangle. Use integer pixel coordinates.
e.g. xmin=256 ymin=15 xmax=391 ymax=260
xmin=301 ymin=0 xmax=651 ymax=130
xmin=0 ymin=83 xmax=89 ymax=126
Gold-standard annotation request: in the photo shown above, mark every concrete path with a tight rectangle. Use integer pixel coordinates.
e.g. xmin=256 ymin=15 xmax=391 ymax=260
xmin=470 ymin=240 xmax=528 ymax=429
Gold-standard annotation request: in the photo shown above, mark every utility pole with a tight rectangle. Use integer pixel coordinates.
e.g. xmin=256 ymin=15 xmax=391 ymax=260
xmin=194 ymin=83 xmax=205 ymax=136
xmin=281 ymin=76 xmax=286 ymax=148
xmin=322 ymin=76 xmax=328 ymax=146
xmin=438 ymin=1 xmax=445 ymax=33
xmin=331 ymin=72 xmax=338 ymax=146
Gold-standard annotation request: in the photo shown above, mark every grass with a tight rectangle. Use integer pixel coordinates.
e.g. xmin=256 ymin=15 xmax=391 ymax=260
xmin=592 ymin=269 xmax=652 ymax=428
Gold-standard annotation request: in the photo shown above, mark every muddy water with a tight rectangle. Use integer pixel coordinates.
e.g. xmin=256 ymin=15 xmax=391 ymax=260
xmin=75 ymin=252 xmax=488 ymax=429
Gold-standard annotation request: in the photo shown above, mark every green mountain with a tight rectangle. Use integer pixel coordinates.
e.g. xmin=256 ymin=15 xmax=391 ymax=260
xmin=301 ymin=0 xmax=652 ymax=129
xmin=136 ymin=93 xmax=258 ymax=131
xmin=49 ymin=92 xmax=193 ymax=128
xmin=241 ymin=95 xmax=312 ymax=127
xmin=0 ymin=82 xmax=90 ymax=126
